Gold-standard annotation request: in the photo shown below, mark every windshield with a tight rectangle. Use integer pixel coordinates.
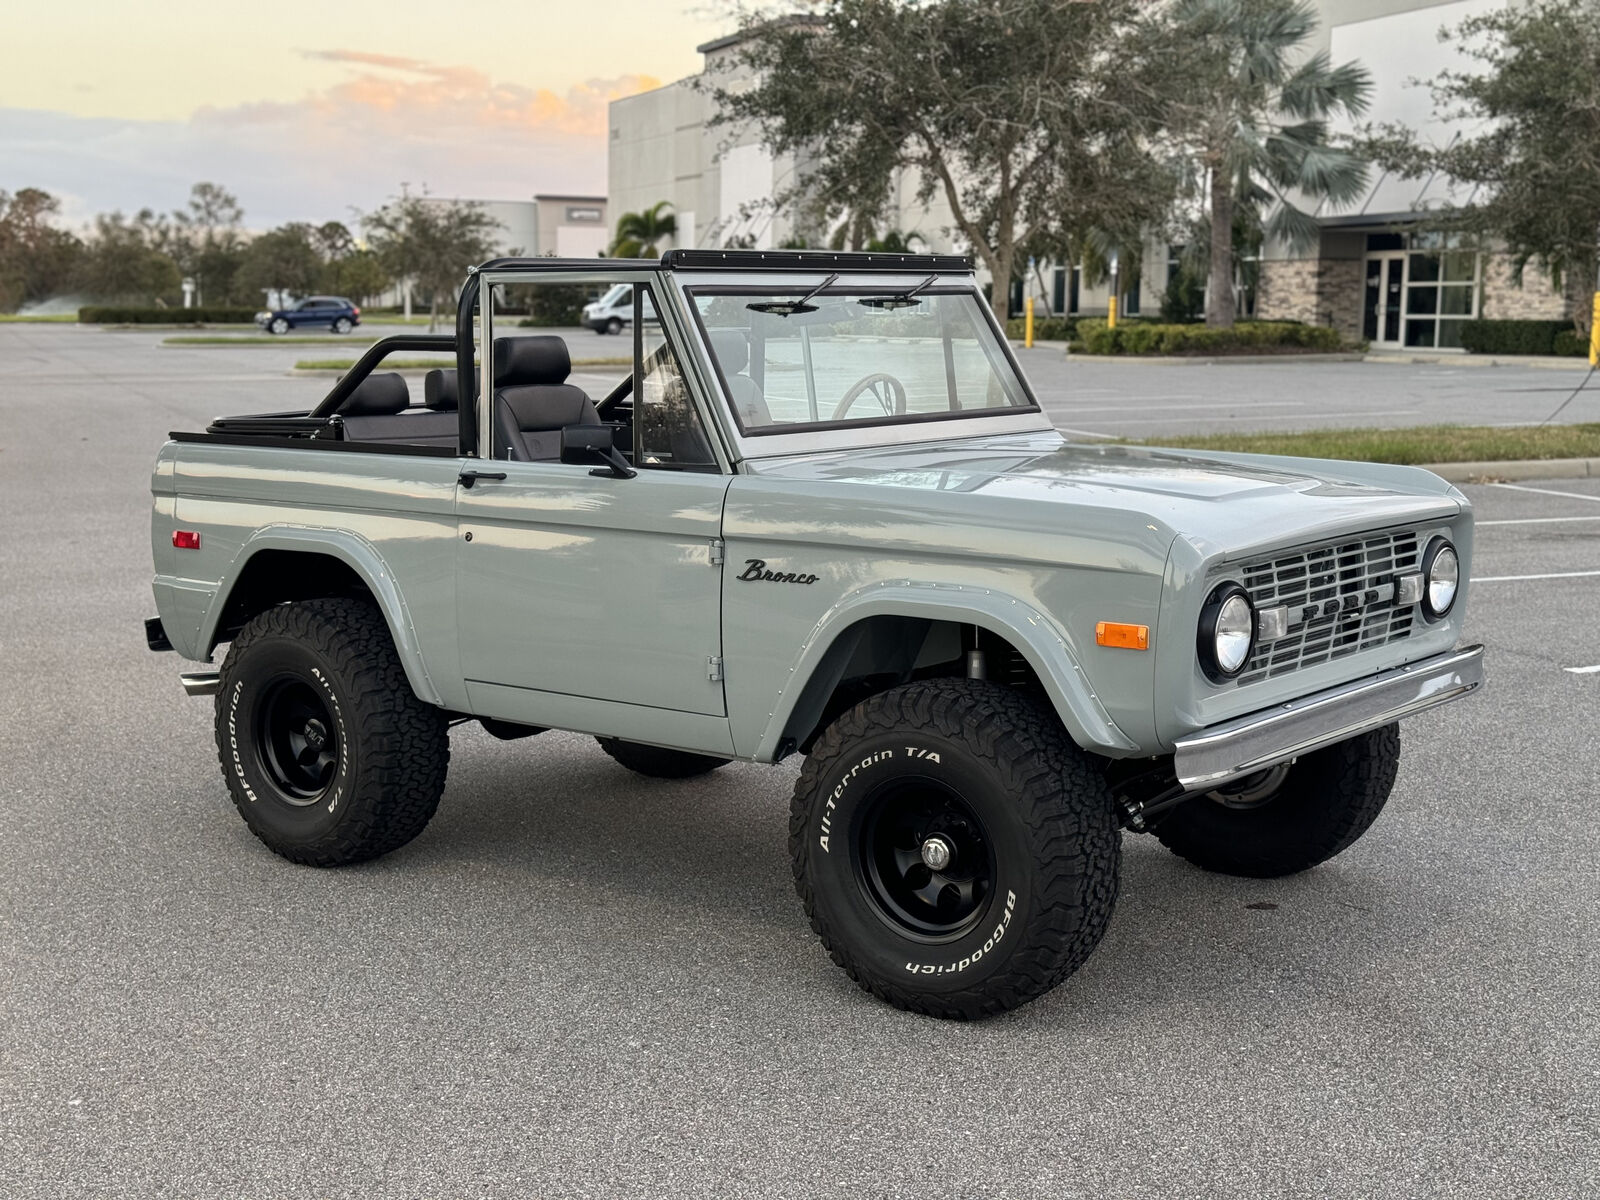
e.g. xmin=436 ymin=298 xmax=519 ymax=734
xmin=596 ymin=283 xmax=630 ymax=308
xmin=691 ymin=288 xmax=1034 ymax=435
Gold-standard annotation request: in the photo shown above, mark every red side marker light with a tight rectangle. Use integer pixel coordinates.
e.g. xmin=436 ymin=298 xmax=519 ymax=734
xmin=173 ymin=530 xmax=201 ymax=550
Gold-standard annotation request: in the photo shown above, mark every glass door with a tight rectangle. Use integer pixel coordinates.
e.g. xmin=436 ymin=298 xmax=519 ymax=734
xmin=1363 ymin=253 xmax=1405 ymax=346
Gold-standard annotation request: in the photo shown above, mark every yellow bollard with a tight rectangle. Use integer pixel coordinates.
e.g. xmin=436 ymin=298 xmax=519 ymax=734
xmin=1107 ymin=295 xmax=1118 ymax=330
xmin=1025 ymin=296 xmax=1035 ymax=348
xmin=1589 ymin=292 xmax=1600 ymax=366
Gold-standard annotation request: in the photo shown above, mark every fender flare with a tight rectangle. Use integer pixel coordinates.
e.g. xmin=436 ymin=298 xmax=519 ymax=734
xmin=756 ymin=581 xmax=1137 ymax=760
xmin=199 ymin=525 xmax=444 ymax=707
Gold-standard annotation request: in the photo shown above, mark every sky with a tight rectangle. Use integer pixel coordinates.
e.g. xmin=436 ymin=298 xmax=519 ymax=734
xmin=0 ymin=0 xmax=739 ymax=230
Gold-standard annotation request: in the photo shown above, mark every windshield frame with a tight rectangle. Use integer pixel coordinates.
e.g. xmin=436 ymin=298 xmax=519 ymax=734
xmin=682 ymin=281 xmax=1045 ymax=442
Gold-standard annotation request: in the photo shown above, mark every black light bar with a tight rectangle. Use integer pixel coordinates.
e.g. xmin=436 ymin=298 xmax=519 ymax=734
xmin=660 ymin=248 xmax=973 ymax=273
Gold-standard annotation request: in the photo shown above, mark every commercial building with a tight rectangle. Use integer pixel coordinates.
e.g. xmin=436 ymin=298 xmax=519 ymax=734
xmin=422 ymin=193 xmax=609 ymax=259
xmin=609 ymin=1 xmax=1566 ymax=339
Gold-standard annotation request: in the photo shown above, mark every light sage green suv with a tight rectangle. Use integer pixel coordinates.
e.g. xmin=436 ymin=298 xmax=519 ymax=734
xmin=147 ymin=250 xmax=1483 ymax=1019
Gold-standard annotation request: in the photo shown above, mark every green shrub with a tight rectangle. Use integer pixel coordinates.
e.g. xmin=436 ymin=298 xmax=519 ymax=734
xmin=1074 ymin=319 xmax=1341 ymax=356
xmin=1458 ymin=319 xmax=1572 ymax=356
xmin=79 ymin=305 xmax=258 ymax=325
xmin=1004 ymin=315 xmax=1078 ymax=342
xmin=1159 ymin=268 xmax=1205 ymax=324
xmin=1552 ymin=329 xmax=1589 ymax=357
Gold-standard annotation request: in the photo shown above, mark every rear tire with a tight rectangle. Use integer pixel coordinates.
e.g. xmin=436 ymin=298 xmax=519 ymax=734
xmin=1153 ymin=725 xmax=1400 ymax=878
xmin=595 ymin=737 xmax=729 ymax=779
xmin=214 ymin=597 xmax=450 ymax=866
xmin=332 ymin=317 xmax=353 ymax=334
xmin=790 ymin=679 xmax=1121 ymax=1020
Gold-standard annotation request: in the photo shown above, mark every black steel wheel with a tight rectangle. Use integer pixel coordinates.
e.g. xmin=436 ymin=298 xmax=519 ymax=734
xmin=214 ymin=597 xmax=450 ymax=866
xmin=857 ymin=780 xmax=993 ymax=939
xmin=1153 ymin=725 xmax=1400 ymax=878
xmin=255 ymin=677 xmax=340 ymax=802
xmin=790 ymin=679 xmax=1121 ymax=1020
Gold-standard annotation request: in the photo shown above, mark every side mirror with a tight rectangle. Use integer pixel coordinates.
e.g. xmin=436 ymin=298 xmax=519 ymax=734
xmin=560 ymin=424 xmax=637 ymax=479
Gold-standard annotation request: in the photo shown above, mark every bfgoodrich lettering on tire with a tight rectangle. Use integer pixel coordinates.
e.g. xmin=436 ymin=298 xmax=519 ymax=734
xmin=789 ymin=679 xmax=1120 ymax=1020
xmin=214 ymin=597 xmax=449 ymax=866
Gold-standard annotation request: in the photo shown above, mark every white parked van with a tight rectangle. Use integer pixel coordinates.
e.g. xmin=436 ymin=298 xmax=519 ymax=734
xmin=581 ymin=283 xmax=656 ymax=334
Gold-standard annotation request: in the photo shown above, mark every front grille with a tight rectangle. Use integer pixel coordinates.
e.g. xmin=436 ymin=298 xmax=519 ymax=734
xmin=1234 ymin=530 xmax=1421 ymax=685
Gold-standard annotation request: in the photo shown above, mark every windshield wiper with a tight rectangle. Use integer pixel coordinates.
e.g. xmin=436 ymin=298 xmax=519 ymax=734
xmin=858 ymin=274 xmax=938 ymax=310
xmin=747 ymin=272 xmax=839 ymax=317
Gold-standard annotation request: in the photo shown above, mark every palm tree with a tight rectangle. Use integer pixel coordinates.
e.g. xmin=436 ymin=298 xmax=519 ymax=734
xmin=1168 ymin=0 xmax=1372 ymax=327
xmin=609 ymin=201 xmax=677 ymax=258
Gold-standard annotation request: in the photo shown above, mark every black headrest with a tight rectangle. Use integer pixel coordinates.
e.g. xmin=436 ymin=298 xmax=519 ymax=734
xmin=340 ymin=372 xmax=409 ymax=416
xmin=494 ymin=336 xmax=570 ymax=387
xmin=710 ymin=329 xmax=749 ymax=374
xmin=423 ymin=368 xmax=458 ymax=411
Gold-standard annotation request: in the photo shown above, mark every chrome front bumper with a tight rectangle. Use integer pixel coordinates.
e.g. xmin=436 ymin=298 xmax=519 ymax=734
xmin=1173 ymin=644 xmax=1484 ymax=789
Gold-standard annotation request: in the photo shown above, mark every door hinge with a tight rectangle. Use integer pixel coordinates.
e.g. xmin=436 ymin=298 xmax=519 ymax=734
xmin=707 ymin=656 xmax=724 ymax=682
xmin=709 ymin=538 xmax=725 ymax=566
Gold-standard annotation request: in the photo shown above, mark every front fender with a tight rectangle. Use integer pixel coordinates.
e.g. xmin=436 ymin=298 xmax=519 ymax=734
xmin=752 ymin=582 xmax=1139 ymax=761
xmin=199 ymin=525 xmax=444 ymax=707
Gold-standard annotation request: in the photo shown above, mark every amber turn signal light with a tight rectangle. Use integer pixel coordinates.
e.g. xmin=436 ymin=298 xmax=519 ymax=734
xmin=1095 ymin=621 xmax=1149 ymax=650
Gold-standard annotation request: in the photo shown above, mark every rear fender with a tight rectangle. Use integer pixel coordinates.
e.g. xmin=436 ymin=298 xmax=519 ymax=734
xmin=199 ymin=526 xmax=443 ymax=707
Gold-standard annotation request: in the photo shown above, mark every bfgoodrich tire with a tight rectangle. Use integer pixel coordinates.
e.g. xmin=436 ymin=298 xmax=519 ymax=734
xmin=790 ymin=679 xmax=1121 ymax=1020
xmin=595 ymin=737 xmax=730 ymax=778
xmin=1153 ymin=724 xmax=1400 ymax=878
xmin=214 ymin=598 xmax=450 ymax=866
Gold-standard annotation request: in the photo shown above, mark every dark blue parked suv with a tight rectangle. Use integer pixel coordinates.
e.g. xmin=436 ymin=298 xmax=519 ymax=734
xmin=255 ymin=296 xmax=362 ymax=335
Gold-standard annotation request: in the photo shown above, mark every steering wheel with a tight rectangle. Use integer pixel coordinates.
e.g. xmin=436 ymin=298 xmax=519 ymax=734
xmin=831 ymin=373 xmax=908 ymax=421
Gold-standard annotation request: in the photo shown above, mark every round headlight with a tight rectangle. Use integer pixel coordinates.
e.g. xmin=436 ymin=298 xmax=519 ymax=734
xmin=1199 ymin=583 xmax=1256 ymax=681
xmin=1423 ymin=538 xmax=1459 ymax=619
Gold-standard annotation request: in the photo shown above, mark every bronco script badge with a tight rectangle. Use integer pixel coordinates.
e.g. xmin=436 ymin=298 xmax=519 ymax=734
xmin=737 ymin=558 xmax=819 ymax=585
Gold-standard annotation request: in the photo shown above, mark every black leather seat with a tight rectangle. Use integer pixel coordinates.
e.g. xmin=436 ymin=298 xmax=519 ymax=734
xmin=337 ymin=370 xmax=457 ymax=448
xmin=492 ymin=336 xmax=598 ymax=460
xmin=709 ymin=329 xmax=773 ymax=427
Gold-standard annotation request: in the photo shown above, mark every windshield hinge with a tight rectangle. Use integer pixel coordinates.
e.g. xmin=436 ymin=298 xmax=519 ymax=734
xmin=707 ymin=656 xmax=724 ymax=682
xmin=709 ymin=538 xmax=726 ymax=566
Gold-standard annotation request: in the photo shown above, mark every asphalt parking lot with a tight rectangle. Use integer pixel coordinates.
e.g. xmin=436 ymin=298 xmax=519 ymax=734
xmin=1 ymin=323 xmax=1597 ymax=1197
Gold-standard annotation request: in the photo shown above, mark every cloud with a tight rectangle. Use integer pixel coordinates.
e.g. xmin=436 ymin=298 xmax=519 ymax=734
xmin=0 ymin=51 xmax=655 ymax=229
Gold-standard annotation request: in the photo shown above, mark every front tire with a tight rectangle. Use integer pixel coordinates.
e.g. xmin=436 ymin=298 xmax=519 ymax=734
xmin=605 ymin=317 xmax=624 ymax=335
xmin=595 ymin=737 xmax=729 ymax=778
xmin=1153 ymin=725 xmax=1400 ymax=878
xmin=269 ymin=317 xmax=289 ymax=335
xmin=790 ymin=680 xmax=1121 ymax=1020
xmin=214 ymin=597 xmax=450 ymax=866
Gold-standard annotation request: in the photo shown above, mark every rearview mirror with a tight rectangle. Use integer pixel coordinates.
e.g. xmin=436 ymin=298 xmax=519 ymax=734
xmin=560 ymin=424 xmax=637 ymax=479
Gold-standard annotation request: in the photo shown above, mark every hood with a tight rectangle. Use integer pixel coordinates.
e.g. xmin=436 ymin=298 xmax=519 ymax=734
xmin=741 ymin=431 xmax=1463 ymax=561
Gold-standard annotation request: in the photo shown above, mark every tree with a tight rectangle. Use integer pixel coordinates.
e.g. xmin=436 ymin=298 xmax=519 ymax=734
xmin=169 ymin=182 xmax=246 ymax=305
xmin=1366 ymin=0 xmax=1600 ymax=334
xmin=0 ymin=188 xmax=83 ymax=311
xmin=609 ymin=202 xmax=677 ymax=257
xmin=364 ymin=188 xmax=503 ymax=330
xmin=714 ymin=0 xmax=1177 ymax=318
xmin=1161 ymin=0 xmax=1372 ymax=327
xmin=321 ymin=249 xmax=391 ymax=306
xmin=75 ymin=211 xmax=182 ymax=304
xmin=235 ymin=223 xmax=323 ymax=303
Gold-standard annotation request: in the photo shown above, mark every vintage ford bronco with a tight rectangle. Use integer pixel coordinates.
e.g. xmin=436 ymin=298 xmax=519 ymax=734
xmin=147 ymin=250 xmax=1483 ymax=1019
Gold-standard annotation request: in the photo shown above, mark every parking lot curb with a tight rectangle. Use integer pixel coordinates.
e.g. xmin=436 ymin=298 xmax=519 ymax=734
xmin=1062 ymin=352 xmax=1366 ymax=365
xmin=1422 ymin=456 xmax=1600 ymax=482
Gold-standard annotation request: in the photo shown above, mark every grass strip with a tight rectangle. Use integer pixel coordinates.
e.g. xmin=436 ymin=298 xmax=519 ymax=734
xmin=0 ymin=313 xmax=78 ymax=323
xmin=1133 ymin=423 xmax=1600 ymax=464
xmin=164 ymin=335 xmax=383 ymax=346
xmin=294 ymin=356 xmax=631 ymax=370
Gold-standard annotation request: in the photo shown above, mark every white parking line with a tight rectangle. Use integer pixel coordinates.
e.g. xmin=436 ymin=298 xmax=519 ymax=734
xmin=1564 ymin=664 xmax=1600 ymax=675
xmin=1478 ymin=516 xmax=1600 ymax=526
xmin=1491 ymin=482 xmax=1600 ymax=505
xmin=1473 ymin=570 xmax=1600 ymax=582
